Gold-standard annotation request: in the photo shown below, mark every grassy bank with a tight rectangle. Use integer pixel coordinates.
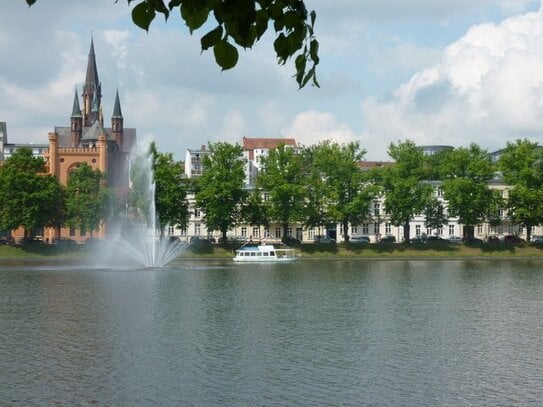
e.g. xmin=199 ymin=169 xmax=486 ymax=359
xmin=175 ymin=242 xmax=543 ymax=259
xmin=2 ymin=242 xmax=543 ymax=261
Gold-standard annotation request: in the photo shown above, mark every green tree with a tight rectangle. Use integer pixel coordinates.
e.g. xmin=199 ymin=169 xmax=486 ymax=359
xmin=0 ymin=148 xmax=64 ymax=237
xmin=498 ymin=139 xmax=543 ymax=242
xmin=195 ymin=142 xmax=247 ymax=241
xmin=381 ymin=140 xmax=434 ymax=243
xmin=309 ymin=141 xmax=375 ymax=243
xmin=151 ymin=142 xmax=189 ymax=233
xmin=25 ymin=0 xmax=319 ymax=88
xmin=440 ymin=144 xmax=500 ymax=239
xmin=301 ymin=147 xmax=331 ymax=235
xmin=65 ymin=162 xmax=109 ymax=237
xmin=257 ymin=143 xmax=305 ymax=242
xmin=241 ymin=187 xmax=270 ymax=234
xmin=423 ymin=194 xmax=448 ymax=233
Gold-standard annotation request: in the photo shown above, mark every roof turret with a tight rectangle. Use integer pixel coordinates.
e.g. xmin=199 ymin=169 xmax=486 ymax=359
xmin=112 ymin=89 xmax=123 ymax=118
xmin=71 ymin=89 xmax=82 ymax=117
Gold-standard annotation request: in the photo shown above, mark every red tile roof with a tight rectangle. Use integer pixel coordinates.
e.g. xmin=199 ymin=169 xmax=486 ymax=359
xmin=242 ymin=136 xmax=297 ymax=151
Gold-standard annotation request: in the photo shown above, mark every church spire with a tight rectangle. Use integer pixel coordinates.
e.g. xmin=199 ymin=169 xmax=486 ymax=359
xmin=82 ymin=37 xmax=102 ymax=126
xmin=85 ymin=37 xmax=99 ymax=87
xmin=71 ymin=88 xmax=82 ymax=117
xmin=112 ymin=89 xmax=123 ymax=118
xmin=70 ymin=88 xmax=83 ymax=147
xmin=111 ymin=88 xmax=124 ymax=150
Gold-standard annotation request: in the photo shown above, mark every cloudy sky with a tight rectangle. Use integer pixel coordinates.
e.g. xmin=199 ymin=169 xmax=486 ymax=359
xmin=2 ymin=0 xmax=543 ymax=160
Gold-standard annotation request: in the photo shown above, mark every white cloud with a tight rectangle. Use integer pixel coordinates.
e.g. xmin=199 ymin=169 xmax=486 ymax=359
xmin=282 ymin=111 xmax=359 ymax=147
xmin=220 ymin=111 xmax=248 ymax=144
xmin=361 ymin=4 xmax=543 ymax=159
xmin=102 ymin=30 xmax=131 ymax=72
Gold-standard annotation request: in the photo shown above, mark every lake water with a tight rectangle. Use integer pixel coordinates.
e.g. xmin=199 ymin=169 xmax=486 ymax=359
xmin=0 ymin=258 xmax=541 ymax=406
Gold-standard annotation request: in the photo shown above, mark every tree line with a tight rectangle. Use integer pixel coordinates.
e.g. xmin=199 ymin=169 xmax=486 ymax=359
xmin=0 ymin=142 xmax=188 ymax=241
xmin=194 ymin=138 xmax=543 ymax=243
xmin=2 ymin=138 xmax=543 ymax=243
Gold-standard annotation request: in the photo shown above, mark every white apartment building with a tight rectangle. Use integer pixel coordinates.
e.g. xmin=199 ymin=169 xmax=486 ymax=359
xmin=173 ymin=139 xmax=542 ymax=243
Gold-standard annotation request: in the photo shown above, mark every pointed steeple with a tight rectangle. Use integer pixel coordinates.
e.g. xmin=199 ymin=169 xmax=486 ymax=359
xmin=112 ymin=89 xmax=123 ymax=118
xmin=70 ymin=88 xmax=83 ymax=147
xmin=85 ymin=37 xmax=99 ymax=87
xmin=71 ymin=89 xmax=82 ymax=117
xmin=82 ymin=37 xmax=102 ymax=127
xmin=111 ymin=88 xmax=124 ymax=150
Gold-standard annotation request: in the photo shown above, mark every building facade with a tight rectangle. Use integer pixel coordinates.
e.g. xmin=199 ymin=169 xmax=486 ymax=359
xmin=2 ymin=39 xmax=136 ymax=244
xmin=176 ymin=139 xmax=542 ymax=244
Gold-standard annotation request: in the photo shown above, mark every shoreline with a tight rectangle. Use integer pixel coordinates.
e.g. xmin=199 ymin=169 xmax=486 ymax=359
xmin=3 ymin=243 xmax=543 ymax=262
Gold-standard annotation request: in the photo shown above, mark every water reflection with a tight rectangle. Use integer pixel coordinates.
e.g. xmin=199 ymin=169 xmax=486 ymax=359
xmin=0 ymin=259 xmax=541 ymax=405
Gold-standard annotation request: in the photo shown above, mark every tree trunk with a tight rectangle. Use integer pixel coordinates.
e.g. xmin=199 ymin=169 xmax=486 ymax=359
xmin=282 ymin=223 xmax=289 ymax=243
xmin=343 ymin=220 xmax=350 ymax=243
xmin=525 ymin=223 xmax=532 ymax=243
xmin=403 ymin=221 xmax=410 ymax=243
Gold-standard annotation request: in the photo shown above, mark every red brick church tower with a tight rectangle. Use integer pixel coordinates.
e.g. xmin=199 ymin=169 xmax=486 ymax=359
xmin=43 ymin=37 xmax=137 ymax=243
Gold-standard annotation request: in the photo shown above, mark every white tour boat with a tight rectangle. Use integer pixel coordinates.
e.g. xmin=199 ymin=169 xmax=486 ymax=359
xmin=233 ymin=244 xmax=299 ymax=263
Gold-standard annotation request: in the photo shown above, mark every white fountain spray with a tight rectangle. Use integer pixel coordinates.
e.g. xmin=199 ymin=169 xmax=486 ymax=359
xmin=103 ymin=142 xmax=186 ymax=268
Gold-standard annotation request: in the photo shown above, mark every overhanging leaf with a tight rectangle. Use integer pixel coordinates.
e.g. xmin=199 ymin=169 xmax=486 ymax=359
xmin=132 ymin=2 xmax=156 ymax=32
xmin=201 ymin=26 xmax=223 ymax=50
xmin=213 ymin=39 xmax=239 ymax=70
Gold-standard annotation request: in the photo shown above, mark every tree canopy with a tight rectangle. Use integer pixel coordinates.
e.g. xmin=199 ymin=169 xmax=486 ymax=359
xmin=195 ymin=141 xmax=247 ymax=241
xmin=150 ymin=142 xmax=189 ymax=232
xmin=498 ymin=139 xmax=543 ymax=242
xmin=257 ymin=143 xmax=306 ymax=241
xmin=381 ymin=140 xmax=434 ymax=242
xmin=0 ymin=148 xmax=64 ymax=237
xmin=308 ymin=141 xmax=374 ymax=242
xmin=440 ymin=144 xmax=500 ymax=237
xmin=25 ymin=0 xmax=319 ymax=88
xmin=65 ymin=162 xmax=109 ymax=238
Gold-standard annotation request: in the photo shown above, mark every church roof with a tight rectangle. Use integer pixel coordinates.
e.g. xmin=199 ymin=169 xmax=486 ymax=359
xmin=82 ymin=120 xmax=105 ymax=141
xmin=54 ymin=125 xmax=137 ymax=152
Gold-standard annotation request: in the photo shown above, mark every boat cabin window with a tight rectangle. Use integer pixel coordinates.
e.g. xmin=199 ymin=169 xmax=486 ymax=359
xmin=263 ymin=252 xmax=269 ymax=256
xmin=270 ymin=251 xmax=275 ymax=256
xmin=257 ymin=252 xmax=262 ymax=256
xmin=250 ymin=252 xmax=256 ymax=256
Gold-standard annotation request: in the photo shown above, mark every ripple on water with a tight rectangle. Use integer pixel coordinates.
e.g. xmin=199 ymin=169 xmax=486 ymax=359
xmin=0 ymin=260 xmax=542 ymax=405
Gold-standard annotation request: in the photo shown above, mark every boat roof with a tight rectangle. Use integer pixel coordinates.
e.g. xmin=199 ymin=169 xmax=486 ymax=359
xmin=238 ymin=245 xmax=276 ymax=251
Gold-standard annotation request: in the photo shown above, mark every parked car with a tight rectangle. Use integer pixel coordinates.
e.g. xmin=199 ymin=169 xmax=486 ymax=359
xmin=463 ymin=236 xmax=483 ymax=244
xmin=20 ymin=237 xmax=43 ymax=245
xmin=531 ymin=235 xmax=543 ymax=244
xmin=425 ymin=235 xmax=449 ymax=244
xmin=447 ymin=236 xmax=463 ymax=244
xmin=314 ymin=235 xmax=336 ymax=244
xmin=502 ymin=234 xmax=525 ymax=244
xmin=283 ymin=236 xmax=301 ymax=246
xmin=350 ymin=235 xmax=371 ymax=244
xmin=55 ymin=237 xmax=77 ymax=247
xmin=486 ymin=235 xmax=501 ymax=244
xmin=379 ymin=235 xmax=396 ymax=243
xmin=189 ymin=236 xmax=213 ymax=244
xmin=409 ymin=235 xmax=425 ymax=244
xmin=0 ymin=236 xmax=15 ymax=245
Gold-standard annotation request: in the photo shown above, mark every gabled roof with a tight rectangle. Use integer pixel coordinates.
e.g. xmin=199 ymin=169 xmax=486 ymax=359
xmin=82 ymin=120 xmax=106 ymax=141
xmin=242 ymin=136 xmax=297 ymax=151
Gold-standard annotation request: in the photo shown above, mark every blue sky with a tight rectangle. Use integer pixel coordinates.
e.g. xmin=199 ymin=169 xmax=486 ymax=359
xmin=2 ymin=0 xmax=542 ymax=160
